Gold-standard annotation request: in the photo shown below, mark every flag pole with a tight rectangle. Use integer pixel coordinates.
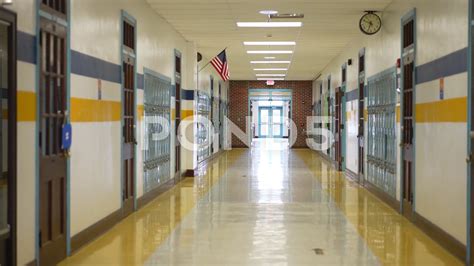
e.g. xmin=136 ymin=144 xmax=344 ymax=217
xmin=198 ymin=47 xmax=227 ymax=73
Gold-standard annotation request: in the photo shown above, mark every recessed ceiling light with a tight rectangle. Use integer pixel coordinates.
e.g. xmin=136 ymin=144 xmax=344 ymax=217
xmin=256 ymin=74 xmax=286 ymax=77
xmin=251 ymin=61 xmax=291 ymax=64
xmin=254 ymin=68 xmax=288 ymax=71
xmin=237 ymin=22 xmax=303 ymax=28
xmin=257 ymin=78 xmax=285 ymax=81
xmin=259 ymin=10 xmax=278 ymax=15
xmin=247 ymin=51 xmax=293 ymax=54
xmin=244 ymin=41 xmax=296 ymax=46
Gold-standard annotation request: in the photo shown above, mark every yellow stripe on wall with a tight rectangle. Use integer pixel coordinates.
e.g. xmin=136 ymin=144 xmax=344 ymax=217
xmin=138 ymin=105 xmax=144 ymax=121
xmin=396 ymin=106 xmax=400 ymax=123
xmin=416 ymin=97 xmax=467 ymax=123
xmin=171 ymin=109 xmax=176 ymax=120
xmin=18 ymin=91 xmax=36 ymax=122
xmin=71 ymin=98 xmax=121 ymax=122
xmin=182 ymin=110 xmax=194 ymax=120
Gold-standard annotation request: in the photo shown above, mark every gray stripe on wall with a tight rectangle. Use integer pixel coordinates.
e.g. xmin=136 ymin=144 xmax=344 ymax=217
xmin=416 ymin=47 xmax=467 ymax=84
xmin=345 ymin=89 xmax=359 ymax=102
xmin=18 ymin=31 xmax=36 ymax=64
xmin=71 ymin=51 xmax=121 ymax=84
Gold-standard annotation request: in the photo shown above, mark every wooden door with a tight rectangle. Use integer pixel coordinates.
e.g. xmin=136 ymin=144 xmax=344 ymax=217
xmin=401 ymin=18 xmax=415 ymax=215
xmin=0 ymin=8 xmax=16 ymax=266
xmin=358 ymin=50 xmax=365 ymax=180
xmin=175 ymin=54 xmax=181 ymax=176
xmin=38 ymin=1 xmax=68 ymax=264
xmin=122 ymin=18 xmax=136 ymax=217
xmin=335 ymin=88 xmax=343 ymax=171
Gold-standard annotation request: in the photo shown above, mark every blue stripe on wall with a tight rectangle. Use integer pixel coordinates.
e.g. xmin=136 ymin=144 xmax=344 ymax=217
xmin=18 ymin=31 xmax=36 ymax=64
xmin=416 ymin=47 xmax=468 ymax=84
xmin=182 ymin=89 xmax=194 ymax=100
xmin=171 ymin=85 xmax=176 ymax=97
xmin=346 ymin=89 xmax=358 ymax=102
xmin=137 ymin=73 xmax=144 ymax=89
xmin=71 ymin=51 xmax=121 ymax=84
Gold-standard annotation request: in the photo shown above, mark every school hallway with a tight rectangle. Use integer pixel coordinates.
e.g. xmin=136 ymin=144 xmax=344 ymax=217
xmin=2 ymin=0 xmax=474 ymax=265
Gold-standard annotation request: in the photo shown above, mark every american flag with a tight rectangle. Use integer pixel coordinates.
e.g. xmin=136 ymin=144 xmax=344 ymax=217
xmin=211 ymin=49 xmax=230 ymax=81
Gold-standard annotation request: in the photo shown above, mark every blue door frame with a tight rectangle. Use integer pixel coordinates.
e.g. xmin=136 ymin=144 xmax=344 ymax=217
xmin=258 ymin=106 xmax=283 ymax=138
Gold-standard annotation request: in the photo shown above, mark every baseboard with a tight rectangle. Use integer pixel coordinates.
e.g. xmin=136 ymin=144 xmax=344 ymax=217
xmin=412 ymin=212 xmax=466 ymax=261
xmin=362 ymin=181 xmax=400 ymax=211
xmin=344 ymin=168 xmax=359 ymax=182
xmin=70 ymin=208 xmax=122 ymax=254
xmin=183 ymin=169 xmax=195 ymax=177
xmin=137 ymin=177 xmax=178 ymax=209
xmin=193 ymin=150 xmax=225 ymax=176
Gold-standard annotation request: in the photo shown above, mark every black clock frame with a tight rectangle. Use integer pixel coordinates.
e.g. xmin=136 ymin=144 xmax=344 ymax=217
xmin=359 ymin=11 xmax=382 ymax=35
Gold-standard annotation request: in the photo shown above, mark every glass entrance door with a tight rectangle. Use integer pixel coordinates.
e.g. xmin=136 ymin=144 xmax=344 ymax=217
xmin=258 ymin=107 xmax=283 ymax=138
xmin=271 ymin=108 xmax=283 ymax=138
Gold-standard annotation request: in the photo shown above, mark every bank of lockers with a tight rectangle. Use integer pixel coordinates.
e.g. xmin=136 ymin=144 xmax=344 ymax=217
xmin=143 ymin=71 xmax=171 ymax=193
xmin=366 ymin=68 xmax=397 ymax=198
xmin=197 ymin=91 xmax=211 ymax=163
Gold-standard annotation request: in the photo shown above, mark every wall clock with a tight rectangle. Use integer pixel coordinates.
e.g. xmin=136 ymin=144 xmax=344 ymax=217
xmin=359 ymin=11 xmax=382 ymax=35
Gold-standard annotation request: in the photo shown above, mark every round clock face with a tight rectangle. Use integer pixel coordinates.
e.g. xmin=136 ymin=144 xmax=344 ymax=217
xmin=359 ymin=13 xmax=382 ymax=35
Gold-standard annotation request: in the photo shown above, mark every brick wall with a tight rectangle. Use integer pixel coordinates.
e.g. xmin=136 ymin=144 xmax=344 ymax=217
xmin=229 ymin=81 xmax=313 ymax=148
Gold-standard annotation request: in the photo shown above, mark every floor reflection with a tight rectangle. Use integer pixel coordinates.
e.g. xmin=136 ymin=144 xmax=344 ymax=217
xmin=60 ymin=145 xmax=462 ymax=265
xmin=296 ymin=150 xmax=462 ymax=266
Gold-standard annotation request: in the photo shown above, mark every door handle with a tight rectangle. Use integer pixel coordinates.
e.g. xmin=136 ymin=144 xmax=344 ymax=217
xmin=467 ymin=153 xmax=472 ymax=163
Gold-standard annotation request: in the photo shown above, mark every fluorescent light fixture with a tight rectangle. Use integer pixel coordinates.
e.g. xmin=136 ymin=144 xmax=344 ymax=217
xmin=251 ymin=61 xmax=291 ymax=64
xmin=264 ymin=57 xmax=276 ymax=59
xmin=244 ymin=41 xmax=296 ymax=46
xmin=1 ymin=0 xmax=12 ymax=5
xmin=237 ymin=22 xmax=302 ymax=28
xmin=254 ymin=68 xmax=288 ymax=71
xmin=256 ymin=74 xmax=286 ymax=77
xmin=257 ymin=78 xmax=285 ymax=81
xmin=247 ymin=50 xmax=293 ymax=54
xmin=259 ymin=10 xmax=278 ymax=15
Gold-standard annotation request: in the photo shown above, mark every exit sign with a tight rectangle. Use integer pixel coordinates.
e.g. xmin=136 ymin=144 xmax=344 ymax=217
xmin=266 ymin=80 xmax=275 ymax=86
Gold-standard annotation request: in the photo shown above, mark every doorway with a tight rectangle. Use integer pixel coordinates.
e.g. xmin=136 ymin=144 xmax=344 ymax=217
xmin=174 ymin=51 xmax=181 ymax=177
xmin=121 ymin=13 xmax=137 ymax=217
xmin=334 ymin=87 xmax=343 ymax=171
xmin=0 ymin=7 xmax=16 ymax=266
xmin=401 ymin=10 xmax=416 ymax=217
xmin=249 ymin=89 xmax=292 ymax=146
xmin=358 ymin=48 xmax=366 ymax=181
xmin=258 ymin=106 xmax=283 ymax=138
xmin=38 ymin=1 xmax=69 ymax=264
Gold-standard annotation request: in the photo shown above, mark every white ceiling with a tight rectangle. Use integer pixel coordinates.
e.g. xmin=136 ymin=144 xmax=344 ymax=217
xmin=146 ymin=0 xmax=393 ymax=80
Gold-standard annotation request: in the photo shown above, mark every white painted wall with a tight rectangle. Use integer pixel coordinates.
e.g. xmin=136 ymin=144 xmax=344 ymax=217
xmin=313 ymin=0 xmax=468 ymax=244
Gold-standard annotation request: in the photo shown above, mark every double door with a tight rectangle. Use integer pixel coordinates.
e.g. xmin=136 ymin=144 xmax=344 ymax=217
xmin=259 ymin=107 xmax=283 ymax=138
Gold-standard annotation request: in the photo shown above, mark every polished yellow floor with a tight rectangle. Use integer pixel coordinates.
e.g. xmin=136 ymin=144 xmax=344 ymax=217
xmin=60 ymin=139 xmax=462 ymax=265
